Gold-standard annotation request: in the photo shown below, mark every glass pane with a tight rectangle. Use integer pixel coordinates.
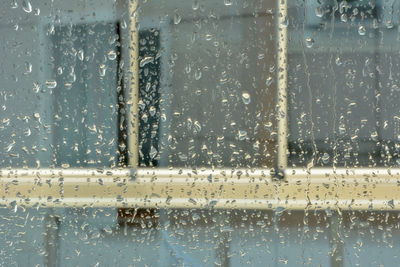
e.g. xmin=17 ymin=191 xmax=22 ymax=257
xmin=137 ymin=0 xmax=277 ymax=168
xmin=2 ymin=207 xmax=400 ymax=266
xmin=0 ymin=1 xmax=119 ymax=168
xmin=288 ymin=0 xmax=400 ymax=167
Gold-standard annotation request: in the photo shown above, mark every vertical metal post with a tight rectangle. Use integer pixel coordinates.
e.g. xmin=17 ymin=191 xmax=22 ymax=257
xmin=277 ymin=0 xmax=288 ymax=170
xmin=128 ymin=0 xmax=140 ymax=167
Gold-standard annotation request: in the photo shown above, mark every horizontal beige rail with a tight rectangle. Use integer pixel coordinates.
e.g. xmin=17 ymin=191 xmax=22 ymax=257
xmin=1 ymin=168 xmax=400 ymax=210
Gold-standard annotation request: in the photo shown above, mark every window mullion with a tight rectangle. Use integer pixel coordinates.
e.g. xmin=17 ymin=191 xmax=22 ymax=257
xmin=277 ymin=0 xmax=289 ymax=172
xmin=127 ymin=0 xmax=140 ymax=168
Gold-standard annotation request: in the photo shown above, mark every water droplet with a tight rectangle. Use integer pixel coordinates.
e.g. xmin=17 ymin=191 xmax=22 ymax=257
xmin=194 ymin=69 xmax=202 ymax=80
xmin=10 ymin=201 xmax=17 ymax=213
xmin=370 ymin=131 xmax=378 ymax=141
xmin=280 ymin=17 xmax=289 ymax=28
xmin=266 ymin=76 xmax=273 ymax=86
xmin=22 ymin=0 xmax=32 ymax=13
xmin=338 ymin=124 xmax=346 ymax=135
xmin=141 ymin=113 xmax=148 ymax=123
xmin=340 ymin=14 xmax=347 ymax=23
xmin=185 ymin=63 xmax=191 ymax=74
xmin=325 ymin=206 xmax=332 ymax=217
xmin=24 ymin=62 xmax=32 ymax=74
xmin=161 ymin=113 xmax=167 ymax=122
xmin=192 ymin=0 xmax=199 ymax=10
xmin=108 ymin=50 xmax=117 ymax=60
xmin=64 ymin=82 xmax=72 ymax=90
xmin=372 ymin=19 xmax=379 ymax=29
xmin=174 ymin=13 xmax=181 ymax=25
xmin=6 ymin=141 xmax=14 ymax=152
xmin=322 ymin=153 xmax=330 ymax=164
xmin=179 ymin=154 xmax=188 ymax=162
xmin=241 ymin=91 xmax=251 ymax=105
xmin=61 ymin=163 xmax=70 ymax=168
xmin=140 ymin=56 xmax=154 ymax=67
xmin=32 ymin=82 xmax=40 ymax=93
xmin=24 ymin=128 xmax=31 ymax=137
xmin=57 ymin=66 xmax=63 ymax=75
xmin=45 ymin=80 xmax=57 ymax=89
xmin=11 ymin=0 xmax=18 ymax=9
xmin=386 ymin=20 xmax=394 ymax=29
xmin=238 ymin=130 xmax=247 ymax=141
xmin=149 ymin=106 xmax=156 ymax=116
xmin=274 ymin=206 xmax=285 ymax=217
xmin=315 ymin=6 xmax=324 ymax=18
xmin=120 ymin=19 xmax=127 ymax=29
xmin=335 ymin=57 xmax=342 ymax=66
xmin=224 ymin=0 xmax=232 ymax=6
xmin=193 ymin=121 xmax=202 ymax=133
xmin=149 ymin=146 xmax=158 ymax=160
xmin=358 ymin=25 xmax=366 ymax=36
xmin=99 ymin=64 xmax=106 ymax=77
xmin=77 ymin=50 xmax=84 ymax=61
xmin=305 ymin=37 xmax=314 ymax=48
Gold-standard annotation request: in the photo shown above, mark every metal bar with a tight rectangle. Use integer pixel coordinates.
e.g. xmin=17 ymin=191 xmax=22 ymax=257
xmin=127 ymin=0 xmax=140 ymax=167
xmin=277 ymin=0 xmax=289 ymax=170
xmin=1 ymin=168 xmax=400 ymax=210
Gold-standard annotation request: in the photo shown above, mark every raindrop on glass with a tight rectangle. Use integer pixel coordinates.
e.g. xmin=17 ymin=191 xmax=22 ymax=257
xmin=194 ymin=69 xmax=202 ymax=80
xmin=161 ymin=113 xmax=167 ymax=122
xmin=224 ymin=0 xmax=232 ymax=6
xmin=192 ymin=0 xmax=199 ymax=10
xmin=108 ymin=50 xmax=117 ymax=60
xmin=78 ymin=50 xmax=84 ymax=61
xmin=45 ymin=80 xmax=57 ymax=89
xmin=11 ymin=0 xmax=18 ymax=9
xmin=24 ymin=128 xmax=31 ymax=137
xmin=238 ymin=130 xmax=247 ymax=141
xmin=193 ymin=121 xmax=202 ymax=133
xmin=370 ymin=131 xmax=378 ymax=141
xmin=150 ymin=146 xmax=158 ymax=160
xmin=32 ymin=82 xmax=40 ymax=93
xmin=140 ymin=56 xmax=154 ymax=67
xmin=340 ymin=14 xmax=347 ymax=23
xmin=22 ymin=0 xmax=32 ymax=13
xmin=322 ymin=153 xmax=330 ymax=164
xmin=266 ymin=76 xmax=273 ymax=86
xmin=149 ymin=106 xmax=156 ymax=116
xmin=99 ymin=64 xmax=106 ymax=77
xmin=174 ymin=13 xmax=182 ymax=25
xmin=315 ymin=6 xmax=323 ymax=18
xmin=358 ymin=25 xmax=366 ymax=36
xmin=241 ymin=91 xmax=251 ymax=105
xmin=305 ymin=37 xmax=314 ymax=48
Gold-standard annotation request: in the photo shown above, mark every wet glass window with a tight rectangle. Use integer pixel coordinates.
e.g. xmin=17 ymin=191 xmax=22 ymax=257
xmin=1 ymin=0 xmax=400 ymax=266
